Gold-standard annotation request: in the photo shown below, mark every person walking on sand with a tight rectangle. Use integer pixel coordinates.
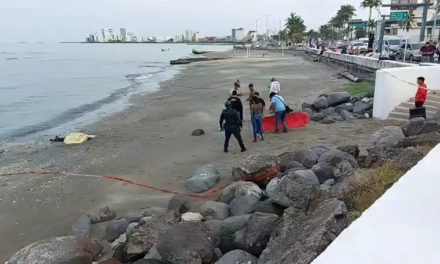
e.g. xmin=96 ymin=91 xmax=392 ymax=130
xmin=230 ymin=80 xmax=243 ymax=96
xmin=228 ymin=90 xmax=244 ymax=121
xmin=250 ymin=96 xmax=264 ymax=142
xmin=415 ymin=77 xmax=427 ymax=107
xmin=270 ymin=92 xmax=288 ymax=133
xmin=219 ymin=101 xmax=246 ymax=153
xmin=254 ymin=92 xmax=266 ymax=115
xmin=269 ymin=78 xmax=281 ymax=95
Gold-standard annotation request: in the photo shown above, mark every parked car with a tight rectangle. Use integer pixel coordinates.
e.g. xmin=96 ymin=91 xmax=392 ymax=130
xmin=397 ymin=42 xmax=424 ymax=62
xmin=383 ymin=36 xmax=407 ymax=52
xmin=349 ymin=42 xmax=368 ymax=55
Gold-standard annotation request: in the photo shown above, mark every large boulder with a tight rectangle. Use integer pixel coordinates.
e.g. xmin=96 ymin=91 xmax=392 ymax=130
xmin=167 ymin=195 xmax=189 ymax=214
xmin=203 ymin=220 xmax=222 ymax=248
xmin=310 ymin=112 xmax=326 ymax=122
xmin=7 ymin=236 xmax=102 ymax=264
xmin=401 ymin=117 xmax=425 ymax=137
xmin=88 ymin=206 xmax=116 ymax=224
xmin=125 ymin=213 xmax=179 ymax=255
xmin=419 ymin=120 xmax=440 ymax=135
xmin=185 ymin=164 xmax=221 ymax=193
xmin=218 ymin=181 xmax=262 ymax=204
xmin=370 ymin=126 xmax=405 ymax=147
xmin=143 ymin=207 xmax=167 ymax=218
xmin=157 ymin=222 xmax=214 ymax=264
xmin=105 ymin=218 xmax=129 ymax=242
xmin=310 ymin=145 xmax=331 ymax=158
xmin=232 ymin=154 xmax=280 ymax=183
xmin=72 ymin=215 xmax=91 ymax=237
xmin=325 ymin=92 xmax=351 ymax=107
xmin=317 ymin=150 xmax=358 ymax=181
xmin=353 ymin=100 xmax=374 ymax=113
xmin=258 ymin=199 xmax=348 ymax=264
xmin=278 ymin=152 xmax=305 ymax=172
xmin=182 ymin=212 xmax=204 ymax=222
xmin=337 ymin=145 xmax=360 ymax=159
xmin=339 ymin=109 xmax=353 ymax=120
xmin=291 ymin=147 xmax=319 ymax=169
xmin=311 ymin=162 xmax=334 ymax=184
xmin=251 ymin=199 xmax=285 ymax=216
xmin=220 ymin=215 xmax=251 ymax=253
xmin=201 ymin=201 xmax=230 ymax=220
xmin=313 ymin=97 xmax=328 ymax=109
xmin=229 ymin=196 xmax=260 ymax=216
xmin=335 ymin=103 xmax=354 ymax=113
xmin=265 ymin=177 xmax=282 ymax=199
xmin=270 ymin=170 xmax=320 ymax=210
xmin=234 ymin=212 xmax=279 ymax=256
xmin=215 ymin=249 xmax=258 ymax=264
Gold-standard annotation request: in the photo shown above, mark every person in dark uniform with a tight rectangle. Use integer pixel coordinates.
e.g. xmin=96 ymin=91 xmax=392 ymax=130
xmin=219 ymin=101 xmax=246 ymax=153
xmin=228 ymin=90 xmax=244 ymax=121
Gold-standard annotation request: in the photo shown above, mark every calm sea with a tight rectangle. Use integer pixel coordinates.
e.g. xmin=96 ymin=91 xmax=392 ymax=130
xmin=0 ymin=43 xmax=231 ymax=143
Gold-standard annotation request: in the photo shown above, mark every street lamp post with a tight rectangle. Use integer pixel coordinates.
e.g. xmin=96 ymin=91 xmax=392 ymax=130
xmin=262 ymin=14 xmax=272 ymax=42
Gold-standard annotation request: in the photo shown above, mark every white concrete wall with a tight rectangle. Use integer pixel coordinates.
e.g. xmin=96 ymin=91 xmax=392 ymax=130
xmin=373 ymin=66 xmax=440 ymax=119
xmin=306 ymin=48 xmax=413 ymax=70
xmin=312 ymin=144 xmax=440 ymax=264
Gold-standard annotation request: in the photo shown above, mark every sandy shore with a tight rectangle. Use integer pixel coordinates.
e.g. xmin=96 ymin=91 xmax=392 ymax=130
xmin=0 ymin=50 xmax=389 ymax=261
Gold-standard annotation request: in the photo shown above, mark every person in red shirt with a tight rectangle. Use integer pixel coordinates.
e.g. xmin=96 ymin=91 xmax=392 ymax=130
xmin=420 ymin=42 xmax=436 ymax=62
xmin=415 ymin=77 xmax=427 ymax=107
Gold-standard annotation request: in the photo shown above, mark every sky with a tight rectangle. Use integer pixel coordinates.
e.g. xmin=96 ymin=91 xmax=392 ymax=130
xmin=0 ymin=0 xmax=384 ymax=42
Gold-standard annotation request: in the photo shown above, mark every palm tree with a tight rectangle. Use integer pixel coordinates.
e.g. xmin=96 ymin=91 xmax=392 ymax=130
xmin=361 ymin=0 xmax=382 ymax=33
xmin=285 ymin=13 xmax=306 ymax=44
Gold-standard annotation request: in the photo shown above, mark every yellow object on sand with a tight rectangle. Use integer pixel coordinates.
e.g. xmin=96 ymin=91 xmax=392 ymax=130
xmin=63 ymin=133 xmax=96 ymax=145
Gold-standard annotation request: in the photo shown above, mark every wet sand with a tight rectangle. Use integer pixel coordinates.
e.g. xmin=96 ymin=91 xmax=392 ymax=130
xmin=0 ymin=50 xmax=388 ymax=261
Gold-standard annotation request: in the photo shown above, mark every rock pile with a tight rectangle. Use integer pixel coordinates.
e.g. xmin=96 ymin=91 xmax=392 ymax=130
xmin=8 ymin=116 xmax=440 ymax=264
xmin=303 ymin=91 xmax=374 ymax=123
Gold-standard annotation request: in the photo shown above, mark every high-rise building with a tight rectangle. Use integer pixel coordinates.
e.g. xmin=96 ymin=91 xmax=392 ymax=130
xmin=120 ymin=28 xmax=127 ymax=42
xmin=185 ymin=29 xmax=194 ymax=41
xmin=192 ymin=31 xmax=203 ymax=42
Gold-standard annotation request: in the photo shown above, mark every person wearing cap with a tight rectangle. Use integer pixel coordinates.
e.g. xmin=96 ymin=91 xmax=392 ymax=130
xmin=269 ymin=78 xmax=281 ymax=95
xmin=219 ymin=101 xmax=246 ymax=153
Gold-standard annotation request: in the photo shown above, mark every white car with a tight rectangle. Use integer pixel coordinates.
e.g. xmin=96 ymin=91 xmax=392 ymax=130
xmin=397 ymin=42 xmax=424 ymax=62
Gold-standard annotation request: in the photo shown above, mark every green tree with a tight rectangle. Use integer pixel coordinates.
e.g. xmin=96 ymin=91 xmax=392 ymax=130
xmin=319 ymin=24 xmax=332 ymax=40
xmin=285 ymin=12 xmax=306 ymax=43
xmin=306 ymin=29 xmax=320 ymax=40
xmin=355 ymin=27 xmax=367 ymax=38
xmin=361 ymin=0 xmax=382 ymax=33
xmin=330 ymin=5 xmax=356 ymax=39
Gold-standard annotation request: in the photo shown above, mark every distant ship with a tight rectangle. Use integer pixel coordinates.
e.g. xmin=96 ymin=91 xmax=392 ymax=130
xmin=161 ymin=48 xmax=170 ymax=52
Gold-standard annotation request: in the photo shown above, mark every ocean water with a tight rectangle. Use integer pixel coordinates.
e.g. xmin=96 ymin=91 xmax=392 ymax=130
xmin=0 ymin=43 xmax=232 ymax=143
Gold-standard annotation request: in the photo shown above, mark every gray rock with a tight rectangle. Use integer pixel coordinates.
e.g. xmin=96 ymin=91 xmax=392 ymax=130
xmin=319 ymin=118 xmax=335 ymax=124
xmin=218 ymin=181 xmax=263 ymax=204
xmin=157 ymin=222 xmax=214 ymax=264
xmin=258 ymin=199 xmax=348 ymax=264
xmin=213 ymin=248 xmax=223 ymax=262
xmin=313 ymin=97 xmax=328 ymax=109
xmin=126 ymin=222 xmax=139 ymax=237
xmin=271 ymin=170 xmax=320 ymax=210
xmin=292 ymin=147 xmax=319 ymax=169
xmin=144 ymin=245 xmax=162 ymax=261
xmin=310 ymin=145 xmax=331 ymax=157
xmin=265 ymin=177 xmax=282 ymax=199
xmin=7 ymin=236 xmax=102 ymax=264
xmin=370 ymin=126 xmax=405 ymax=147
xmin=105 ymin=218 xmax=129 ymax=242
xmin=125 ymin=213 xmax=179 ymax=255
xmin=326 ymin=92 xmax=351 ymax=106
xmin=335 ymin=103 xmax=354 ymax=113
xmin=353 ymin=100 xmax=373 ymax=113
xmin=167 ymin=195 xmax=189 ymax=214
xmin=133 ymin=260 xmax=163 ymax=264
xmin=88 ymin=206 xmax=116 ymax=224
xmin=215 ymin=249 xmax=258 ymax=264
xmin=294 ymin=170 xmax=319 ymax=185
xmin=310 ymin=112 xmax=326 ymax=122
xmin=232 ymin=154 xmax=280 ymax=183
xmin=302 ymin=102 xmax=315 ymax=111
xmin=72 ymin=215 xmax=91 ymax=237
xmin=201 ymin=201 xmax=230 ymax=220
xmin=278 ymin=152 xmax=296 ymax=172
xmin=220 ymin=215 xmax=251 ymax=253
xmin=419 ymin=120 xmax=440 ymax=135
xmin=401 ymin=117 xmax=425 ymax=137
xmin=323 ymin=178 xmax=336 ymax=186
xmin=321 ymin=107 xmax=335 ymax=115
xmin=203 ymin=220 xmax=222 ymax=248
xmin=317 ymin=150 xmax=358 ymax=181
xmin=234 ymin=212 xmax=279 ymax=256
xmin=337 ymin=145 xmax=360 ymax=158
xmin=312 ymin=162 xmax=334 ymax=184
xmin=251 ymin=200 xmax=285 ymax=216
xmin=339 ymin=109 xmax=353 ymax=120
xmin=192 ymin=129 xmax=205 ymax=136
xmin=185 ymin=164 xmax=221 ymax=193
xmin=304 ymin=107 xmax=314 ymax=118
xmin=229 ymin=196 xmax=260 ymax=216
xmin=143 ymin=207 xmax=167 ymax=217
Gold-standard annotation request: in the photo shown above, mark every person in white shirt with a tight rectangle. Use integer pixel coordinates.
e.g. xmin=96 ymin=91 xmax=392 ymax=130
xmin=269 ymin=78 xmax=280 ymax=94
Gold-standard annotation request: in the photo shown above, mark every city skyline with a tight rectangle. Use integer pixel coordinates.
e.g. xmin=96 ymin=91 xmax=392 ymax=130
xmin=0 ymin=0 xmax=376 ymax=42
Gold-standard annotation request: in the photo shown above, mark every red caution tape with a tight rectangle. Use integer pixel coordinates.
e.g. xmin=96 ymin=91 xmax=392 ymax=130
xmin=0 ymin=171 xmax=230 ymax=198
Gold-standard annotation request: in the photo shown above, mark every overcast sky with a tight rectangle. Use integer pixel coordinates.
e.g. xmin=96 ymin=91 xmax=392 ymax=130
xmin=0 ymin=0 xmax=385 ymax=42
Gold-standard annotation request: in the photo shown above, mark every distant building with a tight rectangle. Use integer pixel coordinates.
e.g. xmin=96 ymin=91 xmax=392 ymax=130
xmin=192 ymin=31 xmax=203 ymax=42
xmin=120 ymin=28 xmax=127 ymax=42
xmin=174 ymin=34 xmax=184 ymax=42
xmin=248 ymin=31 xmax=257 ymax=42
xmin=205 ymin=36 xmax=217 ymax=42
xmin=232 ymin=28 xmax=246 ymax=41
xmin=185 ymin=29 xmax=194 ymax=41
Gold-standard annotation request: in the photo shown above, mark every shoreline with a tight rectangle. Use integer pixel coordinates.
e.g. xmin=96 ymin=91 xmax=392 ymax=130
xmin=0 ymin=49 xmax=389 ymax=261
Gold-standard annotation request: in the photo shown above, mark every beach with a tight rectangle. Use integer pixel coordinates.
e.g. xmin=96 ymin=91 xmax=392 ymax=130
xmin=0 ymin=49 xmax=388 ymax=261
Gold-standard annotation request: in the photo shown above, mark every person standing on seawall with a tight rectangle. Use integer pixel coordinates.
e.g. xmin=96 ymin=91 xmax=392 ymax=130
xmin=270 ymin=92 xmax=287 ymax=133
xmin=219 ymin=101 xmax=246 ymax=153
xmin=415 ymin=77 xmax=427 ymax=108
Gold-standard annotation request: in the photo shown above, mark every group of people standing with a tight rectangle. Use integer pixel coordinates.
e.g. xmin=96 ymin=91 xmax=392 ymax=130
xmin=219 ymin=78 xmax=289 ymax=153
xmin=420 ymin=41 xmax=439 ymax=63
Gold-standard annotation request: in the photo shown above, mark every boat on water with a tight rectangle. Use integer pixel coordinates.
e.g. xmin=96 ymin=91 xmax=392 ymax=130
xmin=192 ymin=49 xmax=209 ymax=55
xmin=161 ymin=48 xmax=170 ymax=52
